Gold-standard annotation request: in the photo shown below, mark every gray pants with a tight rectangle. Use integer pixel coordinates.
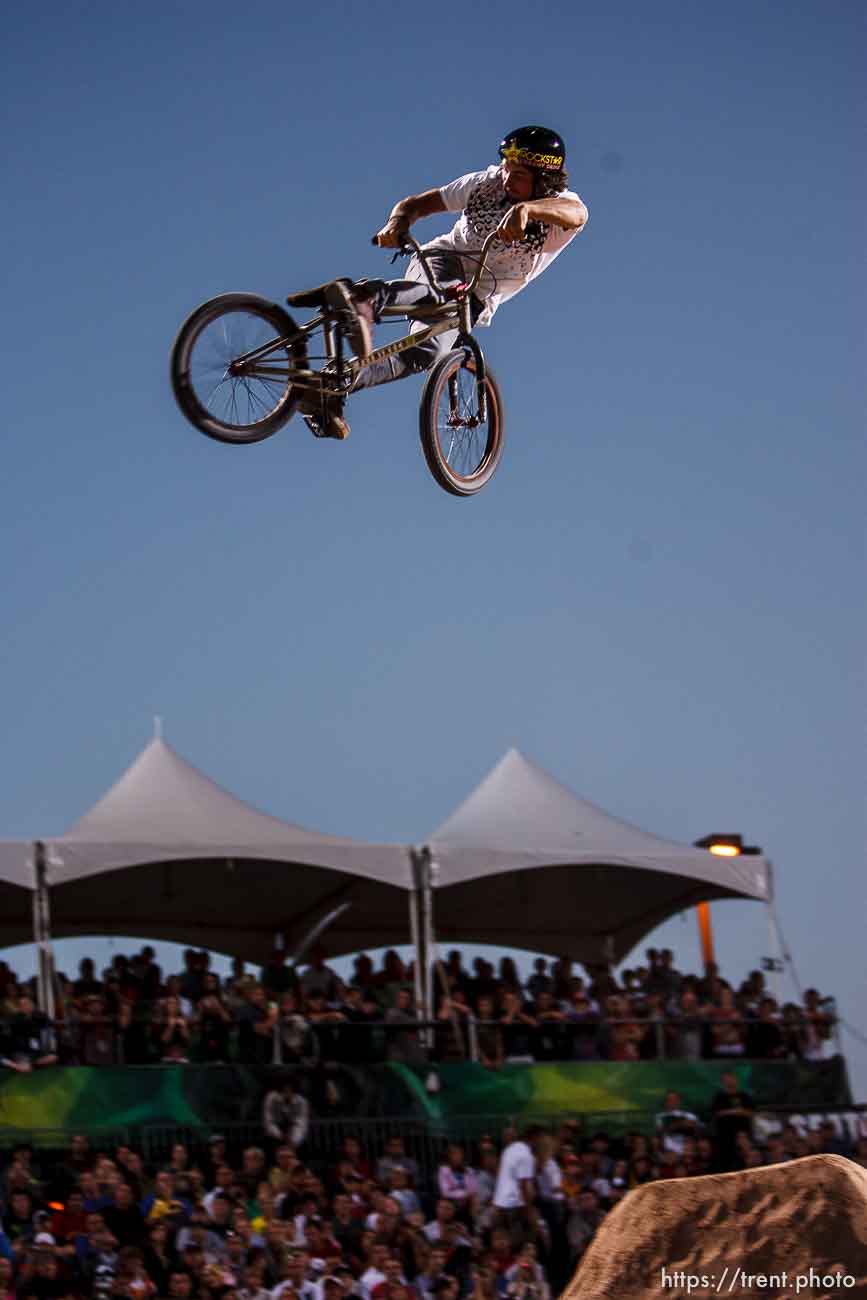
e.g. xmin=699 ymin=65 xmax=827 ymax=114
xmin=351 ymin=250 xmax=482 ymax=391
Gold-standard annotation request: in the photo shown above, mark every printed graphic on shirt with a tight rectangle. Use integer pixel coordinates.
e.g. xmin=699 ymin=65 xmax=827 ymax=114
xmin=463 ymin=174 xmax=550 ymax=277
xmin=431 ymin=164 xmax=583 ymax=325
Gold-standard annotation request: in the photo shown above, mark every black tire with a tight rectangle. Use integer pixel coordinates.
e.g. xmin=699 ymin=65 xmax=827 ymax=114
xmin=170 ymin=293 xmax=308 ymax=444
xmin=418 ymin=350 xmax=505 ymax=496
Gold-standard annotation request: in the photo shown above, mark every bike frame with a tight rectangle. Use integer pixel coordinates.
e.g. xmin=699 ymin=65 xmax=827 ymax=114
xmin=232 ymin=232 xmax=499 ymax=421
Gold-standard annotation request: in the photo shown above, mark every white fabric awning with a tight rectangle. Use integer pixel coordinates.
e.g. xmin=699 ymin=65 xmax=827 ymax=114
xmin=0 ymin=739 xmax=412 ymax=961
xmin=423 ymin=748 xmax=770 ymax=964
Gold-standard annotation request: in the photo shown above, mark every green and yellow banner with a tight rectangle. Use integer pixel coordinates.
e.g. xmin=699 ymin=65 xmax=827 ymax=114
xmin=0 ymin=1058 xmax=850 ymax=1141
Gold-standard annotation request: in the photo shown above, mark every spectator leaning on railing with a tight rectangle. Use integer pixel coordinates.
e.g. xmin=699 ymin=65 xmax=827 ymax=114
xmin=263 ymin=1078 xmax=311 ymax=1151
xmin=0 ymin=995 xmax=57 ymax=1074
xmin=273 ymin=992 xmax=317 ymax=1066
xmin=71 ymin=995 xmax=121 ymax=1067
xmin=0 ymin=944 xmax=845 ymax=1069
xmin=195 ymin=976 xmax=233 ymax=1064
xmin=156 ymin=996 xmax=192 ymax=1065
xmin=236 ymin=986 xmax=278 ymax=1066
xmin=384 ymin=990 xmax=425 ymax=1068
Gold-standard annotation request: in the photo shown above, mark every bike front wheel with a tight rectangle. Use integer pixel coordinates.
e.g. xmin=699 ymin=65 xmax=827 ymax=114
xmin=170 ymin=293 xmax=308 ymax=444
xmin=418 ymin=350 xmax=505 ymax=497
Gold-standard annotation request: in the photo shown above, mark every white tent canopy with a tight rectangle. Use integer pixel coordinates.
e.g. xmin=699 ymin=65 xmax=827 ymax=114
xmin=0 ymin=741 xmax=773 ymax=973
xmin=52 ymin=738 xmax=408 ymax=885
xmin=0 ymin=849 xmax=34 ymax=891
xmin=0 ymin=846 xmax=34 ymax=950
xmin=423 ymin=748 xmax=771 ymax=965
xmin=0 ymin=739 xmax=413 ymax=961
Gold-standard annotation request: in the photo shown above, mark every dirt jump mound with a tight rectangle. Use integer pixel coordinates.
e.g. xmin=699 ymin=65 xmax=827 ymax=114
xmin=561 ymin=1154 xmax=867 ymax=1299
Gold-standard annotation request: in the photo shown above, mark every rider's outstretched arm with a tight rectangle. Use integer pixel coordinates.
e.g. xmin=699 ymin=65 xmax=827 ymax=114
xmin=373 ymin=189 xmax=447 ymax=247
xmin=497 ymin=196 xmax=588 ymax=244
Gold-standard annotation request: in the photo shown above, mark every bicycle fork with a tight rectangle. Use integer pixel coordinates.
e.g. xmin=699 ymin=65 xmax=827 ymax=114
xmin=452 ymin=325 xmax=488 ymax=426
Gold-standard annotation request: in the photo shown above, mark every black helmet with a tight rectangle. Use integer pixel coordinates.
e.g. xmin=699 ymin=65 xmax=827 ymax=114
xmin=498 ymin=125 xmax=565 ymax=172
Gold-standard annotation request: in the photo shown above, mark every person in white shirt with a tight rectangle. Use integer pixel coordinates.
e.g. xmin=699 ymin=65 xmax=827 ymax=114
xmin=358 ymin=1242 xmax=390 ymax=1300
xmin=263 ymin=1079 xmax=311 ymax=1150
xmin=387 ymin=1168 xmax=421 ymax=1218
xmin=290 ymin=126 xmax=587 ymax=439
xmin=655 ymin=1090 xmax=701 ymax=1156
xmin=493 ymin=1125 xmax=545 ymax=1242
xmin=271 ymin=1251 xmax=319 ymax=1300
xmin=422 ymin=1196 xmax=457 ymax=1243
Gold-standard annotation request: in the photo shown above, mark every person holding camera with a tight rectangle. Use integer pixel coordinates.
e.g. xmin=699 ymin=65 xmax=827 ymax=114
xmin=504 ymin=1245 xmax=550 ymax=1300
xmin=154 ymin=996 xmax=191 ymax=1064
xmin=195 ymin=976 xmax=233 ymax=1063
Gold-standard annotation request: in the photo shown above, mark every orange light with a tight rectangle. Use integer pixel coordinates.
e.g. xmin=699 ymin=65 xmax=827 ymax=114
xmin=694 ymin=833 xmax=744 ymax=857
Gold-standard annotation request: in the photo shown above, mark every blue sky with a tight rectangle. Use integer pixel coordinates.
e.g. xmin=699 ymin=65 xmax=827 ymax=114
xmin=2 ymin=3 xmax=864 ymax=1096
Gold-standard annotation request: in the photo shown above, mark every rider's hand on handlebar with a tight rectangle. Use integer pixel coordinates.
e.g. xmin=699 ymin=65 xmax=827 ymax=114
xmin=496 ymin=203 xmax=531 ymax=245
xmin=372 ymin=217 xmax=410 ymax=248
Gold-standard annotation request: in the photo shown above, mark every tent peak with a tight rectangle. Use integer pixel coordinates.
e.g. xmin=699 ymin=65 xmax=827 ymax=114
xmin=61 ymin=737 xmax=322 ymax=844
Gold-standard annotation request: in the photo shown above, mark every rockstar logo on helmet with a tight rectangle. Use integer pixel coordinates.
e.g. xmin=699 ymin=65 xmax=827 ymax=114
xmin=499 ymin=125 xmax=565 ymax=172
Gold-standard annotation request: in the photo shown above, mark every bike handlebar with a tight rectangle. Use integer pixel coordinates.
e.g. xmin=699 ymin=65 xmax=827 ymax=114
xmin=370 ymin=221 xmax=545 ymax=299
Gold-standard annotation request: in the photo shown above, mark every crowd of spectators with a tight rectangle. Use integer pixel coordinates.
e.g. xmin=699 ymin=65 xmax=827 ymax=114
xmin=0 ymin=945 xmax=838 ymax=1073
xmin=1 ymin=1096 xmax=865 ymax=1300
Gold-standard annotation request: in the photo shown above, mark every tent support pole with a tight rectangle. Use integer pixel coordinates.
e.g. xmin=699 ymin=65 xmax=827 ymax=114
xmin=408 ymin=880 xmax=424 ymax=1021
xmin=33 ymin=841 xmax=56 ymax=1020
xmin=32 ymin=841 xmax=43 ymax=1008
xmin=410 ymin=846 xmax=435 ymax=1051
xmin=764 ymin=858 xmax=783 ymax=1005
xmin=766 ymin=904 xmax=781 ymax=1004
xmin=422 ymin=851 xmax=435 ymax=1051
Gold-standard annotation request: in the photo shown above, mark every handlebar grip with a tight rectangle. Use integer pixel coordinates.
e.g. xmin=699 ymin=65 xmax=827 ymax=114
xmin=371 ymin=235 xmax=413 ymax=258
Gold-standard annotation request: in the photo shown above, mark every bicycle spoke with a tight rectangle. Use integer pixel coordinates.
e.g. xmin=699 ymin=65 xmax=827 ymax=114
xmin=241 ymin=378 xmax=270 ymax=419
xmin=434 ymin=361 xmax=493 ymax=479
xmin=183 ymin=307 xmax=297 ymax=431
xmin=203 ymin=375 xmax=231 ymax=410
xmin=419 ymin=348 xmax=503 ymax=496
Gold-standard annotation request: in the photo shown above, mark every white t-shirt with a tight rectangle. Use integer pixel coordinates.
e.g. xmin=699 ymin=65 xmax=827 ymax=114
xmin=271 ymin=1284 xmax=317 ymax=1300
xmin=536 ymin=1156 xmax=564 ymax=1202
xmin=493 ymin=1139 xmax=535 ymax=1209
xmin=426 ymin=165 xmax=585 ymax=325
xmin=359 ymin=1268 xmax=386 ymax=1300
xmin=656 ymin=1107 xmax=700 ymax=1155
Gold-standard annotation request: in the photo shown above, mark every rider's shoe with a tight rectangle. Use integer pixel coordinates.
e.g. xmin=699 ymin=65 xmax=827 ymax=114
xmin=286 ymin=279 xmax=374 ymax=359
xmin=300 ymin=393 xmax=351 ymax=440
xmin=321 ymin=402 xmax=351 ymax=440
xmin=323 ymin=279 xmax=374 ymax=359
xmin=286 ymin=281 xmax=333 ymax=307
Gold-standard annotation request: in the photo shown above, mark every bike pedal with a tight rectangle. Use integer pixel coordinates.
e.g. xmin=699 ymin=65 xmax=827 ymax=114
xmin=302 ymin=414 xmax=328 ymax=439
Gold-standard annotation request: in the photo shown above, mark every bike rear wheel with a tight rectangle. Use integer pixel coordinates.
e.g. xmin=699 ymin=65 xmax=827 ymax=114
xmin=418 ymin=350 xmax=505 ymax=497
xmin=170 ymin=293 xmax=307 ymax=444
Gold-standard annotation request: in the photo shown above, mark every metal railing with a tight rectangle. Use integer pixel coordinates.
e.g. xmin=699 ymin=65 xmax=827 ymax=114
xmin=0 ymin=1011 xmax=841 ymax=1067
xmin=4 ymin=1106 xmax=864 ymax=1183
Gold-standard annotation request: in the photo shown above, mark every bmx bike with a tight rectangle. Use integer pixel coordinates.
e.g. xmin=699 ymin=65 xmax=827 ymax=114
xmin=169 ymin=230 xmax=510 ymax=497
